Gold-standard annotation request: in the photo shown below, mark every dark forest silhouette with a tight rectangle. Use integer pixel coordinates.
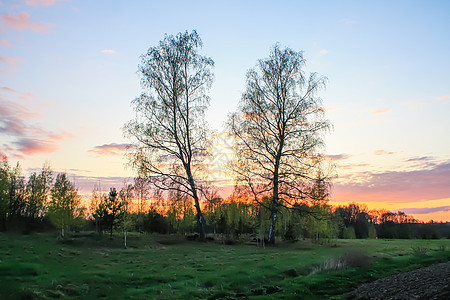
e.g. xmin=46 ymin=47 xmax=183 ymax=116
xmin=1 ymin=156 xmax=448 ymax=240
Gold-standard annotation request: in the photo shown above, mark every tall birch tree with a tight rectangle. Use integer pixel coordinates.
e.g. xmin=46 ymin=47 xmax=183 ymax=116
xmin=124 ymin=30 xmax=214 ymax=241
xmin=229 ymin=44 xmax=331 ymax=245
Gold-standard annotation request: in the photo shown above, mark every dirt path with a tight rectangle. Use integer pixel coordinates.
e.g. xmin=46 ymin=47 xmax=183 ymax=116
xmin=347 ymin=262 xmax=450 ymax=299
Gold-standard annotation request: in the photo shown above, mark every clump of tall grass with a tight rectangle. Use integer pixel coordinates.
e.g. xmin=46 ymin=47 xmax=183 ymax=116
xmin=411 ymin=246 xmax=428 ymax=256
xmin=310 ymin=250 xmax=371 ymax=275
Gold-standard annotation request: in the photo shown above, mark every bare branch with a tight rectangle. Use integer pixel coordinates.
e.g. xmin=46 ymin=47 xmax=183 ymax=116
xmin=228 ymin=44 xmax=333 ymax=244
xmin=124 ymin=30 xmax=214 ymax=241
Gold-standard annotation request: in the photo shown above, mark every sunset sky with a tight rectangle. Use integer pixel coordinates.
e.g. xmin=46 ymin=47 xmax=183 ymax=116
xmin=1 ymin=0 xmax=449 ymax=222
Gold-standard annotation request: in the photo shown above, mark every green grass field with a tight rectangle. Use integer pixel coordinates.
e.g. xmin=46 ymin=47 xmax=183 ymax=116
xmin=0 ymin=232 xmax=449 ymax=299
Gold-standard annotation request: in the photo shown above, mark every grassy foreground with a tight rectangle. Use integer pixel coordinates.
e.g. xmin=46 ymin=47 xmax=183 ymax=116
xmin=0 ymin=232 xmax=449 ymax=299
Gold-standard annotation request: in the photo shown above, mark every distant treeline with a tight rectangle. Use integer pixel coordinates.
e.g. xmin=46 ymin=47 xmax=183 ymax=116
xmin=117 ymin=198 xmax=450 ymax=241
xmin=1 ymin=157 xmax=449 ymax=240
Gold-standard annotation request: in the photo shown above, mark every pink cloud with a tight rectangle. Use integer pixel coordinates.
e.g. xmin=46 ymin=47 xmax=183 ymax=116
xmin=0 ymin=65 xmax=19 ymax=74
xmin=0 ymin=56 xmax=24 ymax=65
xmin=1 ymin=86 xmax=17 ymax=93
xmin=48 ymin=134 xmax=65 ymax=141
xmin=0 ymin=12 xmax=52 ymax=33
xmin=19 ymin=92 xmax=35 ymax=102
xmin=0 ymin=40 xmax=12 ymax=47
xmin=326 ymin=153 xmax=350 ymax=161
xmin=0 ymin=91 xmax=73 ymax=157
xmin=404 ymin=156 xmax=437 ymax=169
xmin=13 ymin=138 xmax=58 ymax=155
xmin=5 ymin=131 xmax=73 ymax=157
xmin=1 ymin=96 xmax=38 ymax=116
xmin=66 ymin=174 xmax=134 ymax=196
xmin=1 ymin=87 xmax=35 ymax=102
xmin=10 ymin=130 xmax=73 ymax=156
xmin=405 ymin=156 xmax=433 ymax=162
xmin=48 ymin=132 xmax=73 ymax=140
xmin=0 ymin=57 xmax=23 ymax=73
xmin=26 ymin=0 xmax=63 ymax=6
xmin=400 ymin=206 xmax=450 ymax=215
xmin=374 ymin=149 xmax=395 ymax=155
xmin=88 ymin=143 xmax=132 ymax=156
xmin=0 ymin=99 xmax=37 ymax=135
xmin=333 ymin=161 xmax=450 ymax=204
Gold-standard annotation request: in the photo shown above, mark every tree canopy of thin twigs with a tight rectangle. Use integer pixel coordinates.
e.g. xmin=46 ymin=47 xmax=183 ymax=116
xmin=228 ymin=44 xmax=331 ymax=245
xmin=124 ymin=30 xmax=214 ymax=241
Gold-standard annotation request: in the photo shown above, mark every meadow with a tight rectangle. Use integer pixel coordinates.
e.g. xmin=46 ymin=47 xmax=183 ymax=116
xmin=0 ymin=232 xmax=449 ymax=299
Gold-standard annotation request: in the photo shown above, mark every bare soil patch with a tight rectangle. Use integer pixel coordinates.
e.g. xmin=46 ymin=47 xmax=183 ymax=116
xmin=347 ymin=262 xmax=450 ymax=299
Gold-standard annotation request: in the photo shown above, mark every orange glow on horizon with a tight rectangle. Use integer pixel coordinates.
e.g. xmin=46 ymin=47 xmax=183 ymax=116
xmin=330 ymin=197 xmax=450 ymax=223
xmin=79 ymin=192 xmax=450 ymax=223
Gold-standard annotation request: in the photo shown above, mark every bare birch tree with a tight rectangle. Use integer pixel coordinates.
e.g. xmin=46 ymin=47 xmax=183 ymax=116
xmin=124 ymin=30 xmax=214 ymax=241
xmin=229 ymin=44 xmax=331 ymax=245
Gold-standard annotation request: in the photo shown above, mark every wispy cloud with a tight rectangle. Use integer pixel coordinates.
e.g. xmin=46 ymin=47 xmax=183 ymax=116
xmin=66 ymin=174 xmax=134 ymax=196
xmin=19 ymin=92 xmax=35 ymax=102
xmin=404 ymin=156 xmax=438 ymax=169
xmin=0 ymin=12 xmax=52 ymax=33
xmin=101 ymin=49 xmax=116 ymax=54
xmin=1 ymin=87 xmax=36 ymax=101
xmin=0 ymin=89 xmax=71 ymax=157
xmin=333 ymin=161 xmax=450 ymax=204
xmin=372 ymin=109 xmax=390 ymax=115
xmin=338 ymin=162 xmax=370 ymax=170
xmin=13 ymin=138 xmax=59 ymax=155
xmin=0 ymin=40 xmax=12 ymax=47
xmin=436 ymin=95 xmax=450 ymax=102
xmin=326 ymin=153 xmax=351 ymax=161
xmin=0 ymin=56 xmax=24 ymax=65
xmin=26 ymin=0 xmax=64 ymax=7
xmin=374 ymin=149 xmax=395 ymax=155
xmin=88 ymin=143 xmax=132 ymax=156
xmin=0 ymin=99 xmax=38 ymax=135
xmin=1 ymin=86 xmax=17 ymax=93
xmin=399 ymin=206 xmax=450 ymax=215
xmin=405 ymin=156 xmax=433 ymax=162
xmin=0 ymin=56 xmax=24 ymax=74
